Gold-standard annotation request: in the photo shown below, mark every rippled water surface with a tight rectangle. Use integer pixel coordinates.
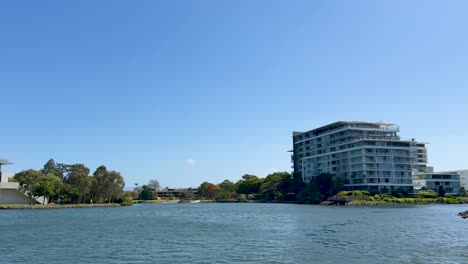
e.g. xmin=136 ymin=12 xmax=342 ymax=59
xmin=0 ymin=203 xmax=467 ymax=263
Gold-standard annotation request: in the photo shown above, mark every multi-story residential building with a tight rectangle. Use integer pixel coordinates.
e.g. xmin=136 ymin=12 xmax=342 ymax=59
xmin=413 ymin=172 xmax=460 ymax=195
xmin=291 ymin=121 xmax=428 ymax=193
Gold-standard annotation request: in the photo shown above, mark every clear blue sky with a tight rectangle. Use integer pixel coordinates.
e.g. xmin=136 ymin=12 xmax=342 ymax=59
xmin=1 ymin=1 xmax=467 ymax=188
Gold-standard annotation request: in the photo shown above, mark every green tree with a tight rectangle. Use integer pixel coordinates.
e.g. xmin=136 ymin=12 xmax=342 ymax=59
xmin=179 ymin=190 xmax=194 ymax=200
xmin=140 ymin=185 xmax=155 ymax=200
xmin=277 ymin=173 xmax=306 ymax=201
xmin=66 ymin=164 xmax=92 ymax=203
xmin=236 ymin=174 xmax=262 ymax=198
xmin=214 ymin=190 xmax=231 ymax=201
xmin=259 ymin=172 xmax=291 ymax=201
xmin=13 ymin=169 xmax=45 ymax=205
xmin=147 ymin=179 xmax=160 ymax=192
xmin=314 ymin=173 xmax=344 ymax=199
xmin=41 ymin=159 xmax=64 ymax=178
xmin=197 ymin=182 xmax=220 ymax=200
xmin=438 ymin=186 xmax=446 ymax=197
xmin=92 ymin=166 xmax=125 ymax=203
xmin=218 ymin=179 xmax=236 ymax=193
xmin=39 ymin=173 xmax=62 ymax=204
xmin=297 ymin=181 xmax=322 ymax=204
xmin=121 ymin=192 xmax=134 ymax=206
xmin=34 ymin=182 xmax=53 ymax=205
xmin=459 ymin=186 xmax=467 ymax=197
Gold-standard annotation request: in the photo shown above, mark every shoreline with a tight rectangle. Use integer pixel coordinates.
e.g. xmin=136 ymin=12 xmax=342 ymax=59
xmin=0 ymin=203 xmax=121 ymax=210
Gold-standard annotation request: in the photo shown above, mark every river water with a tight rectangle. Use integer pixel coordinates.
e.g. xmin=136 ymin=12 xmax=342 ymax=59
xmin=0 ymin=203 xmax=467 ymax=263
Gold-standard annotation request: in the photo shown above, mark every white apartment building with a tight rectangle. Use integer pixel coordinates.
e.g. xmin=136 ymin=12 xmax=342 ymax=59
xmin=291 ymin=121 xmax=428 ymax=193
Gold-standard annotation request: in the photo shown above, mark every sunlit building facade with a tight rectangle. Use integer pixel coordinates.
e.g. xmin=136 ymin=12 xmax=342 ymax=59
xmin=291 ymin=121 xmax=428 ymax=193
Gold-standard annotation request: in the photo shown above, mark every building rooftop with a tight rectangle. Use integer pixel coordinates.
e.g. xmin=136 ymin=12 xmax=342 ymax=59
xmin=0 ymin=158 xmax=12 ymax=165
xmin=293 ymin=121 xmax=397 ymax=137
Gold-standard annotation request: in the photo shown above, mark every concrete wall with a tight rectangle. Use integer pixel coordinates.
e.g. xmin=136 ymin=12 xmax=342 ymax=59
xmin=0 ymin=182 xmax=47 ymax=204
xmin=0 ymin=189 xmax=33 ymax=204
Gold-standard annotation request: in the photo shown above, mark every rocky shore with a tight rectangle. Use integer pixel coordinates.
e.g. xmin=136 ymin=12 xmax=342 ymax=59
xmin=0 ymin=203 xmax=121 ymax=210
xmin=458 ymin=210 xmax=468 ymax=219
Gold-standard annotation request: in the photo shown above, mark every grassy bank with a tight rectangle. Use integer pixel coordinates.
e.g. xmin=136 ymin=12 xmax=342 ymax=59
xmin=0 ymin=203 xmax=121 ymax=210
xmin=327 ymin=191 xmax=468 ymax=206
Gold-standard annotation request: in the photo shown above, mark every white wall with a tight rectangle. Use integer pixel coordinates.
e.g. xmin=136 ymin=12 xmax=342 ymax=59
xmin=0 ymin=182 xmax=47 ymax=204
xmin=0 ymin=171 xmax=14 ymax=183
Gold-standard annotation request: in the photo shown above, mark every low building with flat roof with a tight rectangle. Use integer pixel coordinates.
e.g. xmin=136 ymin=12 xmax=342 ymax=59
xmin=437 ymin=170 xmax=468 ymax=190
xmin=0 ymin=158 xmax=47 ymax=204
xmin=413 ymin=172 xmax=461 ymax=195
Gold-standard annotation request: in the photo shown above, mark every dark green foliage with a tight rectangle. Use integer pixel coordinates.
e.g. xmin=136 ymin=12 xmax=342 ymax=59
xmin=297 ymin=181 xmax=322 ymax=204
xmin=15 ymin=160 xmax=125 ymax=205
xmin=236 ymin=175 xmax=262 ymax=196
xmin=92 ymin=166 xmax=125 ymax=203
xmin=391 ymin=191 xmax=403 ymax=198
xmin=218 ymin=179 xmax=236 ymax=193
xmin=65 ymin=164 xmax=92 ymax=203
xmin=140 ymin=185 xmax=155 ymax=200
xmin=460 ymin=187 xmax=467 ymax=197
xmin=294 ymin=173 xmax=344 ymax=204
xmin=438 ymin=186 xmax=446 ymax=197
xmin=259 ymin=172 xmax=291 ymax=201
xmin=314 ymin=173 xmax=344 ymax=199
xmin=34 ymin=182 xmax=53 ymax=205
xmin=13 ymin=169 xmax=45 ymax=205
xmin=179 ymin=190 xmax=194 ymax=200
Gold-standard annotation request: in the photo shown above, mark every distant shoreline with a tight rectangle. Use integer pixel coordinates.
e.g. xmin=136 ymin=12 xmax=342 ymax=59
xmin=0 ymin=203 xmax=121 ymax=210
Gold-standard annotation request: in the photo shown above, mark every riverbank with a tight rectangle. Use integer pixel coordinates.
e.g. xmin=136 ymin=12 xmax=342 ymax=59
xmin=324 ymin=192 xmax=468 ymax=206
xmin=0 ymin=203 xmax=121 ymax=210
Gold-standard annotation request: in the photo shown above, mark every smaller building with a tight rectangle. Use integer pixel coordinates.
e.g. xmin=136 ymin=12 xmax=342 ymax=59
xmin=413 ymin=172 xmax=461 ymax=195
xmin=0 ymin=158 xmax=47 ymax=204
xmin=437 ymin=170 xmax=468 ymax=189
xmin=156 ymin=188 xmax=199 ymax=199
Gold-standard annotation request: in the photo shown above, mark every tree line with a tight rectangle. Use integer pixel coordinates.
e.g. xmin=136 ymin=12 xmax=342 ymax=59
xmin=196 ymin=172 xmax=344 ymax=204
xmin=12 ymin=159 xmax=125 ymax=205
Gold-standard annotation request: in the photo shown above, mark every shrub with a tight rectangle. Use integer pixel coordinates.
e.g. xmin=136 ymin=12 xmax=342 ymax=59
xmin=337 ymin=190 xmax=371 ymax=197
xmin=121 ymin=193 xmax=134 ymax=206
xmin=417 ymin=192 xmax=438 ymax=199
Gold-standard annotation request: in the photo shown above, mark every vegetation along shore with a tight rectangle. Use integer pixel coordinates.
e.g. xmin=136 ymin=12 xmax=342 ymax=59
xmin=7 ymin=159 xmax=468 ymax=209
xmin=133 ymin=172 xmax=468 ymax=206
xmin=0 ymin=203 xmax=121 ymax=210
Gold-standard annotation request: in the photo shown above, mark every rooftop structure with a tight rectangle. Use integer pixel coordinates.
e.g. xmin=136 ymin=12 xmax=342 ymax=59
xmin=291 ymin=121 xmax=428 ymax=193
